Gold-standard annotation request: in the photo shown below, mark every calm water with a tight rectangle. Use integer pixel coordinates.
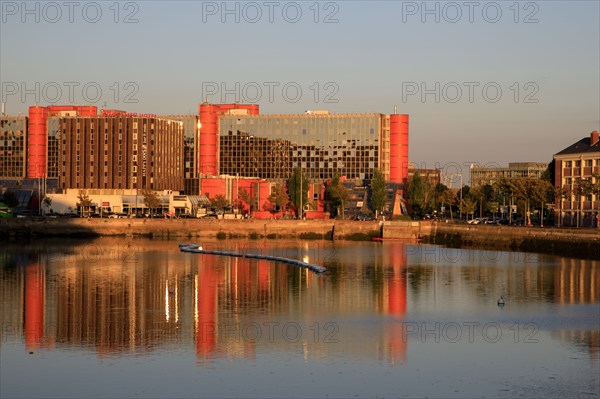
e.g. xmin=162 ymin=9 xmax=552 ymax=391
xmin=1 ymin=238 xmax=598 ymax=398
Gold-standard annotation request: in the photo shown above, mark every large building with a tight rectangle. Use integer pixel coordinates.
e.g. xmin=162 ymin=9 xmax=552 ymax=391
xmin=2 ymin=102 xmax=410 ymax=218
xmin=553 ymin=131 xmax=600 ymax=227
xmin=58 ymin=110 xmax=184 ymax=191
xmin=198 ymin=103 xmax=410 ymax=185
xmin=470 ymin=162 xmax=548 ymax=187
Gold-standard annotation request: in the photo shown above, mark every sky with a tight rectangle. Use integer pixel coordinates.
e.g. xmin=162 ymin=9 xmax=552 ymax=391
xmin=1 ymin=0 xmax=599 ymax=177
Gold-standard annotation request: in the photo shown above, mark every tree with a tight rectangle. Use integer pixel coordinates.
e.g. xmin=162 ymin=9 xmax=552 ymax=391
xmin=572 ymin=178 xmax=590 ymax=228
xmin=287 ymin=167 xmax=309 ymax=218
xmin=209 ymin=194 xmax=229 ymax=213
xmin=529 ymin=179 xmax=554 ymax=227
xmin=327 ymin=175 xmax=350 ymax=219
xmin=2 ymin=191 xmax=19 ymax=208
xmin=439 ymin=189 xmax=456 ymax=221
xmin=238 ymin=188 xmax=257 ymax=215
xmin=493 ymin=177 xmax=515 ymax=223
xmin=408 ymin=172 xmax=435 ymax=216
xmin=370 ymin=168 xmax=387 ymax=219
xmin=460 ymin=198 xmax=477 ymax=221
xmin=142 ymin=190 xmax=161 ymax=217
xmin=469 ymin=186 xmax=486 ymax=219
xmin=591 ymin=173 xmax=600 ymax=227
xmin=266 ymin=184 xmax=289 ymax=214
xmin=77 ymin=194 xmax=93 ymax=217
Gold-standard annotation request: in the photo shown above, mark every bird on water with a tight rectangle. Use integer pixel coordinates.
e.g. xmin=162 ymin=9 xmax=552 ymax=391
xmin=497 ymin=296 xmax=505 ymax=307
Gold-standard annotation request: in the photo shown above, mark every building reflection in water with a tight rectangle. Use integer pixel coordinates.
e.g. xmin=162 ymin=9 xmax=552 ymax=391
xmin=0 ymin=239 xmax=598 ymax=363
xmin=384 ymin=243 xmax=407 ymax=365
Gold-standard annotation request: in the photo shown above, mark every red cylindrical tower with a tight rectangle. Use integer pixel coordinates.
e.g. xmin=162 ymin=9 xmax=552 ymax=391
xmin=27 ymin=106 xmax=49 ymax=178
xmin=199 ymin=104 xmax=220 ymax=175
xmin=389 ymin=114 xmax=409 ymax=185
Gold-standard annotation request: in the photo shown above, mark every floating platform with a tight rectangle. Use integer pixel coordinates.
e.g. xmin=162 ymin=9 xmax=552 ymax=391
xmin=179 ymin=244 xmax=327 ymax=273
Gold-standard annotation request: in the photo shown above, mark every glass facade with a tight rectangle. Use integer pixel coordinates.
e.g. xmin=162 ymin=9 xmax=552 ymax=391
xmin=0 ymin=117 xmax=27 ymax=179
xmin=47 ymin=118 xmax=60 ymax=180
xmin=219 ymin=114 xmax=382 ymax=182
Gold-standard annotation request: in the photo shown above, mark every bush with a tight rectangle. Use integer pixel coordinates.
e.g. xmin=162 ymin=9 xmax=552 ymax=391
xmin=299 ymin=232 xmax=324 ymax=240
xmin=216 ymin=231 xmax=227 ymax=240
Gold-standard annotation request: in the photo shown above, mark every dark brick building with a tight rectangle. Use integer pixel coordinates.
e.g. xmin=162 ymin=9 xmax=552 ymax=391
xmin=58 ymin=115 xmax=184 ymax=191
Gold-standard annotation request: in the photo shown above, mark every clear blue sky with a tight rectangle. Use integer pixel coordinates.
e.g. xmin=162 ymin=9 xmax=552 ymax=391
xmin=1 ymin=1 xmax=599 ymax=174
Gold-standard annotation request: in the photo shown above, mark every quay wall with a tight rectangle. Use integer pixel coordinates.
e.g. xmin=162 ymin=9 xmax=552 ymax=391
xmin=1 ymin=218 xmax=598 ymax=259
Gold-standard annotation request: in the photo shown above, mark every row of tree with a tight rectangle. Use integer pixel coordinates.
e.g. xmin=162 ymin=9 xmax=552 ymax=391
xmin=207 ymin=168 xmax=390 ymax=219
xmin=407 ymin=170 xmax=600 ymax=226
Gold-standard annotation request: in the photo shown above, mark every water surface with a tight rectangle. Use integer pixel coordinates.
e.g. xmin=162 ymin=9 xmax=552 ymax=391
xmin=1 ymin=238 xmax=598 ymax=398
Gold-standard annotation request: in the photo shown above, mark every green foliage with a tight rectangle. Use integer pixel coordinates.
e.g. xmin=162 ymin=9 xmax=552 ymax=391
xmin=299 ymin=232 xmax=324 ymax=240
xmin=77 ymin=193 xmax=93 ymax=217
xmin=238 ymin=188 xmax=257 ymax=213
xmin=209 ymin=194 xmax=229 ymax=212
xmin=2 ymin=191 xmax=19 ymax=208
xmin=248 ymin=232 xmax=261 ymax=240
xmin=266 ymin=184 xmax=289 ymax=213
xmin=326 ymin=174 xmax=350 ymax=219
xmin=370 ymin=168 xmax=387 ymax=217
xmin=287 ymin=167 xmax=309 ymax=217
xmin=216 ymin=232 xmax=227 ymax=240
xmin=142 ymin=190 xmax=161 ymax=216
xmin=408 ymin=172 xmax=435 ymax=215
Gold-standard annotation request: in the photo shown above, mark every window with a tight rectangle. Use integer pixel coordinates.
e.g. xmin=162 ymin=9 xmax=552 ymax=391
xmin=565 ymin=161 xmax=572 ymax=168
xmin=565 ymin=177 xmax=572 ymax=185
xmin=585 ymin=159 xmax=593 ymax=167
xmin=575 ymin=160 xmax=581 ymax=167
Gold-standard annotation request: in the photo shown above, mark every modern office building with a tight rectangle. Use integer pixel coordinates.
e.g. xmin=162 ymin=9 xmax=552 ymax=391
xmin=58 ymin=111 xmax=184 ymax=191
xmin=553 ymin=131 xmax=600 ymax=227
xmin=198 ymin=103 xmax=410 ymax=185
xmin=470 ymin=162 xmax=548 ymax=187
xmin=0 ymin=115 xmax=28 ymax=179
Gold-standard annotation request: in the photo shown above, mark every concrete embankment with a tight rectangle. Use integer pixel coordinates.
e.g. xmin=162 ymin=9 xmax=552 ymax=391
xmin=1 ymin=218 xmax=598 ymax=260
xmin=427 ymin=223 xmax=600 ymax=260
xmin=0 ymin=218 xmax=381 ymax=241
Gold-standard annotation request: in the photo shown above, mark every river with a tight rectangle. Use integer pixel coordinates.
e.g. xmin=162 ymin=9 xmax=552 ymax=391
xmin=1 ymin=238 xmax=598 ymax=398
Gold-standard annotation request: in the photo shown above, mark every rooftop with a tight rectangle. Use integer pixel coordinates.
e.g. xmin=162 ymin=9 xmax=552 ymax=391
xmin=555 ymin=131 xmax=600 ymax=156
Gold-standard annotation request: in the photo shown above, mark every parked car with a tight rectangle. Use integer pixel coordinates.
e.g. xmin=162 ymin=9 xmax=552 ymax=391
xmin=355 ymin=214 xmax=374 ymax=221
xmin=202 ymin=213 xmax=218 ymax=219
xmin=484 ymin=217 xmax=501 ymax=225
xmin=179 ymin=214 xmax=196 ymax=219
xmin=511 ymin=217 xmax=525 ymax=226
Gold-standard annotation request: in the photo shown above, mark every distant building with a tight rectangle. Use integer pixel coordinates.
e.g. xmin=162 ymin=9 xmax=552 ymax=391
xmin=470 ymin=162 xmax=548 ymax=187
xmin=408 ymin=163 xmax=441 ymax=187
xmin=0 ymin=115 xmax=28 ymax=180
xmin=553 ymin=131 xmax=600 ymax=227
